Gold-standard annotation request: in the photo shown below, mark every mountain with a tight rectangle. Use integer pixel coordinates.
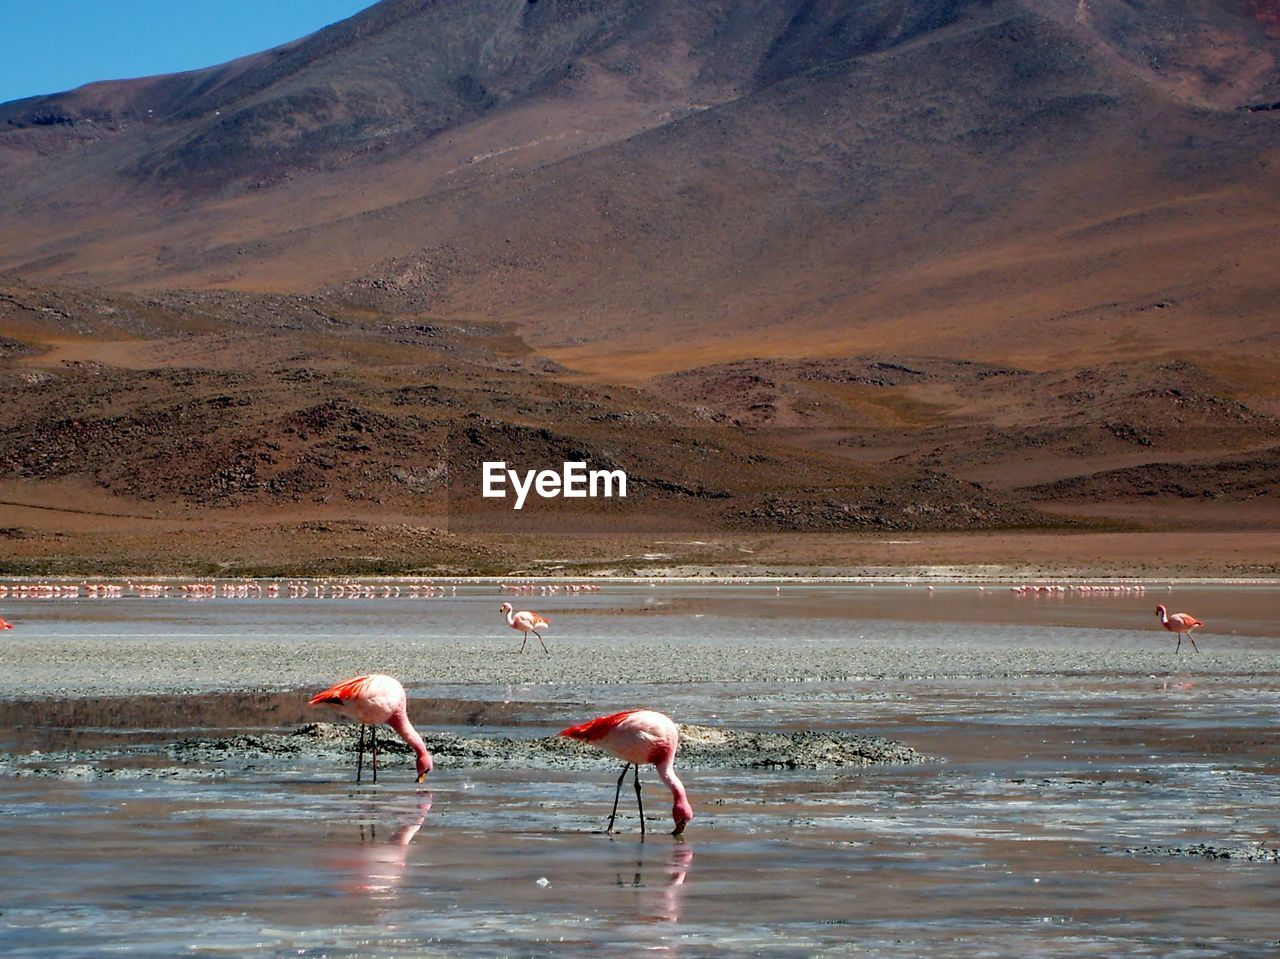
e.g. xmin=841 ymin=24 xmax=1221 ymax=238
xmin=1 ymin=0 xmax=1278 ymax=572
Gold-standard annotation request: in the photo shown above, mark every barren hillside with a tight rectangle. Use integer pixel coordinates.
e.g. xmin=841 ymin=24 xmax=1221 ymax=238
xmin=1 ymin=0 xmax=1278 ymax=571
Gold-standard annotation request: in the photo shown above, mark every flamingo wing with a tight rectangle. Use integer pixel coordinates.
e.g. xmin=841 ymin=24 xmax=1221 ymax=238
xmin=309 ymin=674 xmax=374 ymax=706
xmin=558 ymin=709 xmax=640 ymax=743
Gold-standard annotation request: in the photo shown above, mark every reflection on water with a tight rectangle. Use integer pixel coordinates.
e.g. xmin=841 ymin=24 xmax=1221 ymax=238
xmin=614 ymin=840 xmax=693 ymax=925
xmin=328 ymin=799 xmax=431 ymax=900
xmin=3 ymin=712 xmax=1279 ymax=956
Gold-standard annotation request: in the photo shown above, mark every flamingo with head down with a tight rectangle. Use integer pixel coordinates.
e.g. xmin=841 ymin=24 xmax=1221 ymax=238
xmin=559 ymin=709 xmax=693 ymax=838
xmin=309 ymin=674 xmax=433 ymax=783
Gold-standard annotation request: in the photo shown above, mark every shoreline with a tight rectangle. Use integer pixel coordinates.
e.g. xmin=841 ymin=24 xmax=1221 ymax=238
xmin=4 ymin=578 xmax=1276 ymax=701
xmin=3 ymin=571 xmax=1280 ymax=586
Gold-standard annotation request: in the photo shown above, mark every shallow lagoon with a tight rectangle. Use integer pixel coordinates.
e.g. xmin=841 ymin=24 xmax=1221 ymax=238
xmin=1 ymin=583 xmax=1278 ymax=956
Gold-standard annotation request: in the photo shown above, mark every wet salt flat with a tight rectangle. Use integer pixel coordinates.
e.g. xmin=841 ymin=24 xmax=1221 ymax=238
xmin=1 ymin=583 xmax=1278 ymax=957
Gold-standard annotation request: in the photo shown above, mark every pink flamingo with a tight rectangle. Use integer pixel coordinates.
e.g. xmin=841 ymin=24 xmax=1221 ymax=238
xmin=309 ymin=674 xmax=433 ymax=783
xmin=0 ymin=617 xmax=13 ymax=630
xmin=1155 ymin=605 xmax=1205 ymax=653
xmin=501 ymin=602 xmax=550 ymax=653
xmin=559 ymin=709 xmax=693 ymax=837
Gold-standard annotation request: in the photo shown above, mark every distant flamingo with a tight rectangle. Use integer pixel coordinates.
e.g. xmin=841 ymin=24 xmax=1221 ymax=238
xmin=501 ymin=602 xmax=550 ymax=653
xmin=1156 ymin=605 xmax=1205 ymax=653
xmin=0 ymin=617 xmax=12 ymax=630
xmin=309 ymin=674 xmax=433 ymax=783
xmin=559 ymin=709 xmax=693 ymax=838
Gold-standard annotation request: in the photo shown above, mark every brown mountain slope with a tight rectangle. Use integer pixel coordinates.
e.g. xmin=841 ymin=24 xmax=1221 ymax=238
xmin=0 ymin=0 xmax=1276 ymax=383
xmin=2 ymin=0 xmax=1279 ymax=569
xmin=1026 ymin=0 xmax=1280 ymax=108
xmin=1025 ymin=445 xmax=1280 ymax=503
xmin=0 ymin=276 xmax=1050 ymax=540
xmin=652 ymin=354 xmax=1280 ymax=525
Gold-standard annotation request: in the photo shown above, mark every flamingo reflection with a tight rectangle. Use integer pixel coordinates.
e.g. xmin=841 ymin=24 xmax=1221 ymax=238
xmin=616 ymin=842 xmax=693 ymax=924
xmin=330 ymin=800 xmax=431 ymax=899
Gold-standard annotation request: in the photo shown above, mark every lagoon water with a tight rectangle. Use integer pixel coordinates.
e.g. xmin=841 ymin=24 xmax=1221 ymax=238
xmin=1 ymin=583 xmax=1278 ymax=956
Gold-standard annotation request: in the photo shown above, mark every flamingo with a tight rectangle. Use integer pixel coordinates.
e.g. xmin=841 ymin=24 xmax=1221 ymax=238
xmin=1156 ymin=605 xmax=1205 ymax=653
xmin=501 ymin=602 xmax=550 ymax=653
xmin=559 ymin=709 xmax=693 ymax=838
xmin=309 ymin=674 xmax=433 ymax=783
xmin=0 ymin=617 xmax=13 ymax=629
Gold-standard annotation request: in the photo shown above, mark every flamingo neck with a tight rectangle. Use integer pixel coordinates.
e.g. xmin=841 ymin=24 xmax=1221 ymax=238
xmin=506 ymin=609 xmax=516 ymax=626
xmin=388 ymin=711 xmax=433 ymax=775
xmin=656 ymin=756 xmax=693 ymax=833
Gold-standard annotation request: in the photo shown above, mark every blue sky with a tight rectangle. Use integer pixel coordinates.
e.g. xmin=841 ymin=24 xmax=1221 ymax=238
xmin=0 ymin=0 xmax=375 ymax=104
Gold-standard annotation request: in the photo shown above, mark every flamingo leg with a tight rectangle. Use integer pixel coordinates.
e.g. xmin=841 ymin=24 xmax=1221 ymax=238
xmin=519 ymin=632 xmax=528 ymax=654
xmin=633 ymin=764 xmax=645 ymax=839
xmin=607 ymin=763 xmax=631 ymax=834
xmin=1175 ymin=635 xmax=1182 ymax=653
xmin=356 ymin=723 xmax=366 ymax=783
xmin=371 ymin=724 xmax=378 ymax=784
xmin=533 ymin=629 xmax=548 ymax=653
xmin=1189 ymin=632 xmax=1199 ymax=653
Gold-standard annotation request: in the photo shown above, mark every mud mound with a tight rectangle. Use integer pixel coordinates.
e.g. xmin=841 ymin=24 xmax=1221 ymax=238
xmin=677 ymin=725 xmax=926 ymax=768
xmin=162 ymin=721 xmax=932 ymax=774
xmin=297 ymin=721 xmax=926 ymax=769
xmin=0 ymin=720 xmax=928 ymax=779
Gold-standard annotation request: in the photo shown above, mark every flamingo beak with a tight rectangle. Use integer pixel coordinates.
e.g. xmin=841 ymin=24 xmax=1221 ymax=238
xmin=416 ymin=771 xmax=429 ymax=783
xmin=671 ymin=821 xmax=687 ymax=837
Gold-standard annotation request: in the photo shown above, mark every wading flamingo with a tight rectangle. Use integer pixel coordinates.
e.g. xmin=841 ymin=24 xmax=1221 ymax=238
xmin=0 ymin=617 xmax=13 ymax=629
xmin=1156 ymin=605 xmax=1205 ymax=653
xmin=309 ymin=674 xmax=433 ymax=783
xmin=559 ymin=709 xmax=693 ymax=838
xmin=501 ymin=602 xmax=550 ymax=653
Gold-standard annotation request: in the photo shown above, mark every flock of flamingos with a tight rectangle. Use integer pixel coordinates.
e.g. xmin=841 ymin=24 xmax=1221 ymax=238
xmin=0 ymin=579 xmax=1206 ymax=837
xmin=308 ymin=592 xmax=1204 ymax=837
